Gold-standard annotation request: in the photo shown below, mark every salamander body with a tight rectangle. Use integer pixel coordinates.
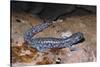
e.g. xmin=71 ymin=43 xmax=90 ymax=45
xmin=24 ymin=22 xmax=84 ymax=52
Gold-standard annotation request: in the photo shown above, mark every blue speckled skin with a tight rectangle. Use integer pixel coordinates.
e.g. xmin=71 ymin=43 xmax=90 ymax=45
xmin=24 ymin=22 xmax=84 ymax=52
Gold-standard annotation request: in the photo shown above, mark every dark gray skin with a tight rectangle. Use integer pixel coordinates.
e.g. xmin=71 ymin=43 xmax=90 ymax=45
xmin=24 ymin=22 xmax=84 ymax=52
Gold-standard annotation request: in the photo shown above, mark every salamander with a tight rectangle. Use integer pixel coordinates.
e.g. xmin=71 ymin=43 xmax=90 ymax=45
xmin=23 ymin=22 xmax=84 ymax=52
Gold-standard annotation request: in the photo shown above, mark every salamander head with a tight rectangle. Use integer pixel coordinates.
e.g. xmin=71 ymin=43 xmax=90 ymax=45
xmin=70 ymin=32 xmax=84 ymax=45
xmin=72 ymin=32 xmax=84 ymax=44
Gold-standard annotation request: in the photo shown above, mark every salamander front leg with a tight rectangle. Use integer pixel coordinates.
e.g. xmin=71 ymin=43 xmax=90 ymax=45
xmin=67 ymin=45 xmax=77 ymax=51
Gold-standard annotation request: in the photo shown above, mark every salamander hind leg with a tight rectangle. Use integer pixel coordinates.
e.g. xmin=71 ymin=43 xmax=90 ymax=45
xmin=35 ymin=44 xmax=46 ymax=52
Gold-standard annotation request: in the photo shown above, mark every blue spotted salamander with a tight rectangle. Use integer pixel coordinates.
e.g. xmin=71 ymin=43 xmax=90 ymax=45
xmin=24 ymin=22 xmax=84 ymax=52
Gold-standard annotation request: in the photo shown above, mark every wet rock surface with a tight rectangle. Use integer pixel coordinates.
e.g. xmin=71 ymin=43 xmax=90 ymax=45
xmin=11 ymin=10 xmax=96 ymax=66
